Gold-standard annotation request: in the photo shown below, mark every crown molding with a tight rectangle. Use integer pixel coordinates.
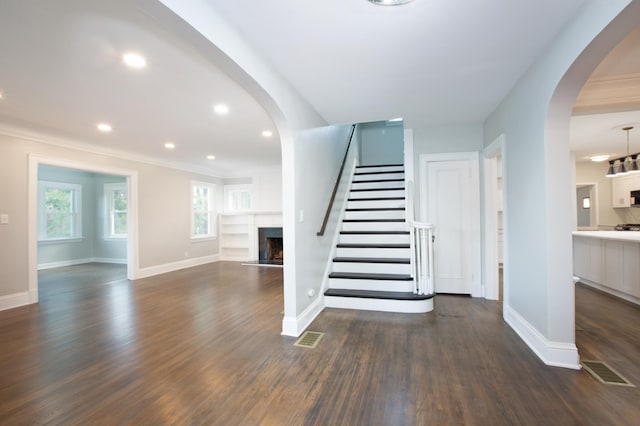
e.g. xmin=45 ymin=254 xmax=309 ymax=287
xmin=0 ymin=122 xmax=227 ymax=179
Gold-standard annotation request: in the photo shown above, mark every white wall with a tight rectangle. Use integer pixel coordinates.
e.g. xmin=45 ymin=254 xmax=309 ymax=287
xmin=484 ymin=0 xmax=637 ymax=367
xmin=359 ymin=121 xmax=403 ymax=166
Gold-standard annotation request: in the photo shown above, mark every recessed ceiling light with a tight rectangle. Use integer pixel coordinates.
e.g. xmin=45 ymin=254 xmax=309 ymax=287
xmin=590 ymin=155 xmax=610 ymax=162
xmin=213 ymin=104 xmax=229 ymax=115
xmin=368 ymin=0 xmax=416 ymax=5
xmin=164 ymin=142 xmax=175 ymax=149
xmin=207 ymin=155 xmax=216 ymax=160
xmin=122 ymin=52 xmax=146 ymax=69
xmin=97 ymin=123 xmax=112 ymax=133
xmin=262 ymin=130 xmax=273 ymax=138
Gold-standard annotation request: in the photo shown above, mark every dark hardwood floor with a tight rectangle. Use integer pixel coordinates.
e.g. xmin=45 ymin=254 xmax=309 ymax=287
xmin=0 ymin=263 xmax=638 ymax=425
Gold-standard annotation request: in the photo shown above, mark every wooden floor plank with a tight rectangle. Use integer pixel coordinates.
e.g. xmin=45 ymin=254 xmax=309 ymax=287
xmin=0 ymin=263 xmax=639 ymax=425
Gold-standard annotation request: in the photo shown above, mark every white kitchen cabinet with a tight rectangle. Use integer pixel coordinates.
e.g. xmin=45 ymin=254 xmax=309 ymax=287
xmin=573 ymin=236 xmax=602 ymax=283
xmin=573 ymin=232 xmax=640 ymax=305
xmin=603 ymin=240 xmax=623 ymax=290
xmin=622 ymin=242 xmax=640 ymax=298
xmin=611 ymin=175 xmax=633 ymax=208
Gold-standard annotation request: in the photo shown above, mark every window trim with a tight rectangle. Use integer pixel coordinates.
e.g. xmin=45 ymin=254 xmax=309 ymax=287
xmin=191 ymin=181 xmax=217 ymax=240
xmin=224 ymin=184 xmax=253 ymax=212
xmin=104 ymin=182 xmax=128 ymax=239
xmin=38 ymin=180 xmax=82 ymax=241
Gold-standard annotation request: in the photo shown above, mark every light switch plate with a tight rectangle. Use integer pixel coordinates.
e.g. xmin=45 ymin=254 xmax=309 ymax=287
xmin=0 ymin=214 xmax=8 ymax=225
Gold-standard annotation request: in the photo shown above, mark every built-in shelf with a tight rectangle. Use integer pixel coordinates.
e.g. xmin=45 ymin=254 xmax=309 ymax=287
xmin=219 ymin=212 xmax=282 ymax=261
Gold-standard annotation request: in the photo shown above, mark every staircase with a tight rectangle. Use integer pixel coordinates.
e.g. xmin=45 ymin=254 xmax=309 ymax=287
xmin=324 ymin=164 xmax=434 ymax=313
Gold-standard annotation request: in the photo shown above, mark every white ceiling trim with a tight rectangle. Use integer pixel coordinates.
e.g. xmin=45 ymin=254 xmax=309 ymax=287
xmin=0 ymin=123 xmax=225 ymax=179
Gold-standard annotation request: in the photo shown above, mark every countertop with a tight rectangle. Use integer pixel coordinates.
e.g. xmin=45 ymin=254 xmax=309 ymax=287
xmin=572 ymin=230 xmax=640 ymax=242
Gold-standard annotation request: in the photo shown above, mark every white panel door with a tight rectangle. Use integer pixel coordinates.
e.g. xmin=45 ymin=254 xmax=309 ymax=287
xmin=427 ymin=160 xmax=473 ymax=294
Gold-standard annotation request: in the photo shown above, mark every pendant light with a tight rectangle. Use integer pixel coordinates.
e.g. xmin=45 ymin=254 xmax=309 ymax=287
xmin=605 ymin=126 xmax=637 ymax=177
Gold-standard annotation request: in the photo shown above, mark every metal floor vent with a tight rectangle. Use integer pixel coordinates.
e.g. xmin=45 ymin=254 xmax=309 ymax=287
xmin=581 ymin=360 xmax=635 ymax=387
xmin=294 ymin=331 xmax=324 ymax=349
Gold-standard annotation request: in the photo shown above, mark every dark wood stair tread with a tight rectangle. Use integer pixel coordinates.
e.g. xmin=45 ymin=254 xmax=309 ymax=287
xmin=348 ymin=197 xmax=405 ymax=201
xmin=350 ymin=187 xmax=405 ymax=192
xmin=340 ymin=230 xmax=409 ymax=235
xmin=324 ymin=289 xmax=433 ymax=300
xmin=337 ymin=243 xmax=410 ymax=249
xmin=333 ymin=257 xmax=410 ymax=264
xmin=328 ymin=272 xmax=412 ymax=281
xmin=352 ymin=178 xmax=404 ymax=184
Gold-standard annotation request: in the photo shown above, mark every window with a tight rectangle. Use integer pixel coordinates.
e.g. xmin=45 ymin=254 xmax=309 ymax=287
xmin=192 ymin=181 xmax=216 ymax=239
xmin=224 ymin=184 xmax=252 ymax=212
xmin=38 ymin=181 xmax=82 ymax=240
xmin=105 ymin=183 xmax=127 ymax=238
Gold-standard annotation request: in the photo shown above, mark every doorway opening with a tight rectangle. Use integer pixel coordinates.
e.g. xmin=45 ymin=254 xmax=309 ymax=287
xmin=36 ymin=164 xmax=130 ymax=300
xmin=28 ymin=156 xmax=138 ymax=304
xmin=576 ymin=183 xmax=598 ymax=229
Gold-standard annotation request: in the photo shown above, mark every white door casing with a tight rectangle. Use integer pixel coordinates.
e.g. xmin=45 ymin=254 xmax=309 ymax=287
xmin=419 ymin=152 xmax=481 ymax=296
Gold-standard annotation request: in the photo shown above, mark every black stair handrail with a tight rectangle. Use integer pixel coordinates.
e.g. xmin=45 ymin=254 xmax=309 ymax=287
xmin=317 ymin=124 xmax=357 ymax=236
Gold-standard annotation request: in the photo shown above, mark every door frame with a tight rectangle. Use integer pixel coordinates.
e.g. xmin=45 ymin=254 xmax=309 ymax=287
xmin=483 ymin=135 xmax=506 ymax=301
xmin=419 ymin=151 xmax=482 ymax=297
xmin=28 ymin=155 xmax=139 ymax=304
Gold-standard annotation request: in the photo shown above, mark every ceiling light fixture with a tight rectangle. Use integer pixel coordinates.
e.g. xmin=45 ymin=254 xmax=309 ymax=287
xmin=605 ymin=126 xmax=639 ymax=177
xmin=368 ymin=0 xmax=416 ymax=5
xmin=97 ymin=123 xmax=112 ymax=133
xmin=262 ymin=130 xmax=273 ymax=138
xmin=590 ymin=155 xmax=610 ymax=162
xmin=207 ymin=155 xmax=216 ymax=160
xmin=213 ymin=104 xmax=229 ymax=115
xmin=164 ymin=142 xmax=175 ymax=149
xmin=122 ymin=52 xmax=146 ymax=69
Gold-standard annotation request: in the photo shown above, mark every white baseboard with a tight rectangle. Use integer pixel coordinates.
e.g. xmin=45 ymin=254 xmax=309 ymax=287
xmin=0 ymin=292 xmax=30 ymax=312
xmin=281 ymin=296 xmax=324 ymax=337
xmin=38 ymin=257 xmax=127 ymax=270
xmin=504 ymin=305 xmax=580 ymax=370
xmin=135 ymin=254 xmax=220 ymax=279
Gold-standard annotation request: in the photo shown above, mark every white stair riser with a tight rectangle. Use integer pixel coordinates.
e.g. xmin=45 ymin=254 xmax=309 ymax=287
xmin=349 ymin=189 xmax=405 ymax=199
xmin=328 ymin=278 xmax=414 ymax=292
xmin=347 ymin=200 xmax=405 ymax=209
xmin=356 ymin=166 xmax=404 ymax=173
xmin=353 ymin=172 xmax=404 ymax=181
xmin=339 ymin=233 xmax=410 ymax=244
xmin=324 ymin=296 xmax=433 ymax=314
xmin=351 ymin=181 xmax=404 ymax=190
xmin=332 ymin=262 xmax=411 ymax=274
xmin=336 ymin=247 xmax=411 ymax=258
xmin=344 ymin=210 xmax=405 ymax=220
xmin=341 ymin=221 xmax=407 ymax=231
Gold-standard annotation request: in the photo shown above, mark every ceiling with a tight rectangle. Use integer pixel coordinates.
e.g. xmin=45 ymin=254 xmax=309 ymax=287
xmin=0 ymin=0 xmax=635 ymax=175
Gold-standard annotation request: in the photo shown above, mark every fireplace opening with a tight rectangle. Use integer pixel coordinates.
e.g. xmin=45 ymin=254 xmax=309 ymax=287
xmin=258 ymin=227 xmax=283 ymax=265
